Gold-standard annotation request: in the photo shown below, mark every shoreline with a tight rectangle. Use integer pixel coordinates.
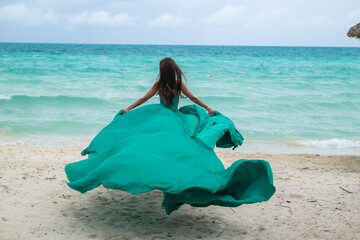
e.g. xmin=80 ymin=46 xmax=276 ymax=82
xmin=0 ymin=145 xmax=359 ymax=239
xmin=1 ymin=140 xmax=359 ymax=156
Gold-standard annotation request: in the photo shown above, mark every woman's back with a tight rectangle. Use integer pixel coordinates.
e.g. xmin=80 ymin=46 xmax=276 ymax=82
xmin=159 ymin=94 xmax=179 ymax=111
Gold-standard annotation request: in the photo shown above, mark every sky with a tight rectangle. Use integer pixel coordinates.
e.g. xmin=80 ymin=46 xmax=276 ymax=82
xmin=0 ymin=0 xmax=359 ymax=47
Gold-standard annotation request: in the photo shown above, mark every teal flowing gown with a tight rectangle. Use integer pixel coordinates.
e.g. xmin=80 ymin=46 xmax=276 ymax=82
xmin=65 ymin=96 xmax=275 ymax=214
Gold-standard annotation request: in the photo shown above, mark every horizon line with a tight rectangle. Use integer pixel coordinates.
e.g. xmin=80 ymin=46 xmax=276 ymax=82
xmin=0 ymin=41 xmax=359 ymax=48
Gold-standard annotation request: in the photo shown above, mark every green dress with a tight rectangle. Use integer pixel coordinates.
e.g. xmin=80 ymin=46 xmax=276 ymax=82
xmin=65 ymin=96 xmax=275 ymax=214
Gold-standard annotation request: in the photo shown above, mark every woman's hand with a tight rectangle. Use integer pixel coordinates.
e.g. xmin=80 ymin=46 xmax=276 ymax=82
xmin=121 ymin=107 xmax=130 ymax=115
xmin=207 ymin=107 xmax=215 ymax=116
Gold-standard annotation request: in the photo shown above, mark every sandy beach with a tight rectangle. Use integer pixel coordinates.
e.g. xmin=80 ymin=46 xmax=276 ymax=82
xmin=0 ymin=145 xmax=358 ymax=239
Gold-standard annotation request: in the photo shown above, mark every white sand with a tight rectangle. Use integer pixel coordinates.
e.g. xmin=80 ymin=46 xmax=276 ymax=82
xmin=0 ymin=146 xmax=359 ymax=239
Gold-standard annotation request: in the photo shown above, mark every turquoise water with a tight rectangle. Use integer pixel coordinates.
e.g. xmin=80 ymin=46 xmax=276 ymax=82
xmin=0 ymin=43 xmax=359 ymax=154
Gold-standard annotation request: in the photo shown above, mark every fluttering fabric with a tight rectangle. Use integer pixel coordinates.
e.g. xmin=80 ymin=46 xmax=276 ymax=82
xmin=65 ymin=96 xmax=275 ymax=214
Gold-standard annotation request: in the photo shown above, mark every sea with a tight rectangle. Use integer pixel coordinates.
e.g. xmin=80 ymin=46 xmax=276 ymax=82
xmin=0 ymin=43 xmax=359 ymax=155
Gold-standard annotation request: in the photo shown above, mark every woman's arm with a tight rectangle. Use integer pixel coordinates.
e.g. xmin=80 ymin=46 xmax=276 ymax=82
xmin=121 ymin=83 xmax=157 ymax=114
xmin=181 ymin=81 xmax=215 ymax=116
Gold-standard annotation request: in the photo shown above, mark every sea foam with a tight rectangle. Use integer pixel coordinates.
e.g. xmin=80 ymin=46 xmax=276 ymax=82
xmin=296 ymin=138 xmax=360 ymax=149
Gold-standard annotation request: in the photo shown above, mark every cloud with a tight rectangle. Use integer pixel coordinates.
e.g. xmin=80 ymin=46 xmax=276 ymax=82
xmin=0 ymin=4 xmax=135 ymax=29
xmin=197 ymin=5 xmax=335 ymax=34
xmin=244 ymin=8 xmax=334 ymax=31
xmin=0 ymin=1 xmax=359 ymax=46
xmin=67 ymin=10 xmax=135 ymax=28
xmin=198 ymin=4 xmax=248 ymax=27
xmin=148 ymin=13 xmax=190 ymax=28
xmin=346 ymin=8 xmax=360 ymax=22
xmin=0 ymin=3 xmax=58 ymax=25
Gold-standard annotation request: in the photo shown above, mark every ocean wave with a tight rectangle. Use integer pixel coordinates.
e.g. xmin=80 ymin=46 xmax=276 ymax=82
xmin=0 ymin=95 xmax=112 ymax=106
xmin=198 ymin=96 xmax=245 ymax=102
xmin=0 ymin=95 xmax=11 ymax=100
xmin=296 ymin=138 xmax=360 ymax=149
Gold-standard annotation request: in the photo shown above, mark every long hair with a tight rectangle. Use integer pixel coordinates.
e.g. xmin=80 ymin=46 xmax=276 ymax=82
xmin=155 ymin=57 xmax=185 ymax=106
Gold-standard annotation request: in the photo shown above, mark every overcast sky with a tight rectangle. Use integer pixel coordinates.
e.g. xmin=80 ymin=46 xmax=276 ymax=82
xmin=0 ymin=0 xmax=359 ymax=46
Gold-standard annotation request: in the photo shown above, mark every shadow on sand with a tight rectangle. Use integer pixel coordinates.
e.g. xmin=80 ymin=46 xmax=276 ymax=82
xmin=63 ymin=188 xmax=247 ymax=239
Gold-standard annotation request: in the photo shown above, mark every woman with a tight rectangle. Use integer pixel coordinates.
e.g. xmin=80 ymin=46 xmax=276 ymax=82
xmin=121 ymin=57 xmax=215 ymax=116
xmin=65 ymin=57 xmax=275 ymax=215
